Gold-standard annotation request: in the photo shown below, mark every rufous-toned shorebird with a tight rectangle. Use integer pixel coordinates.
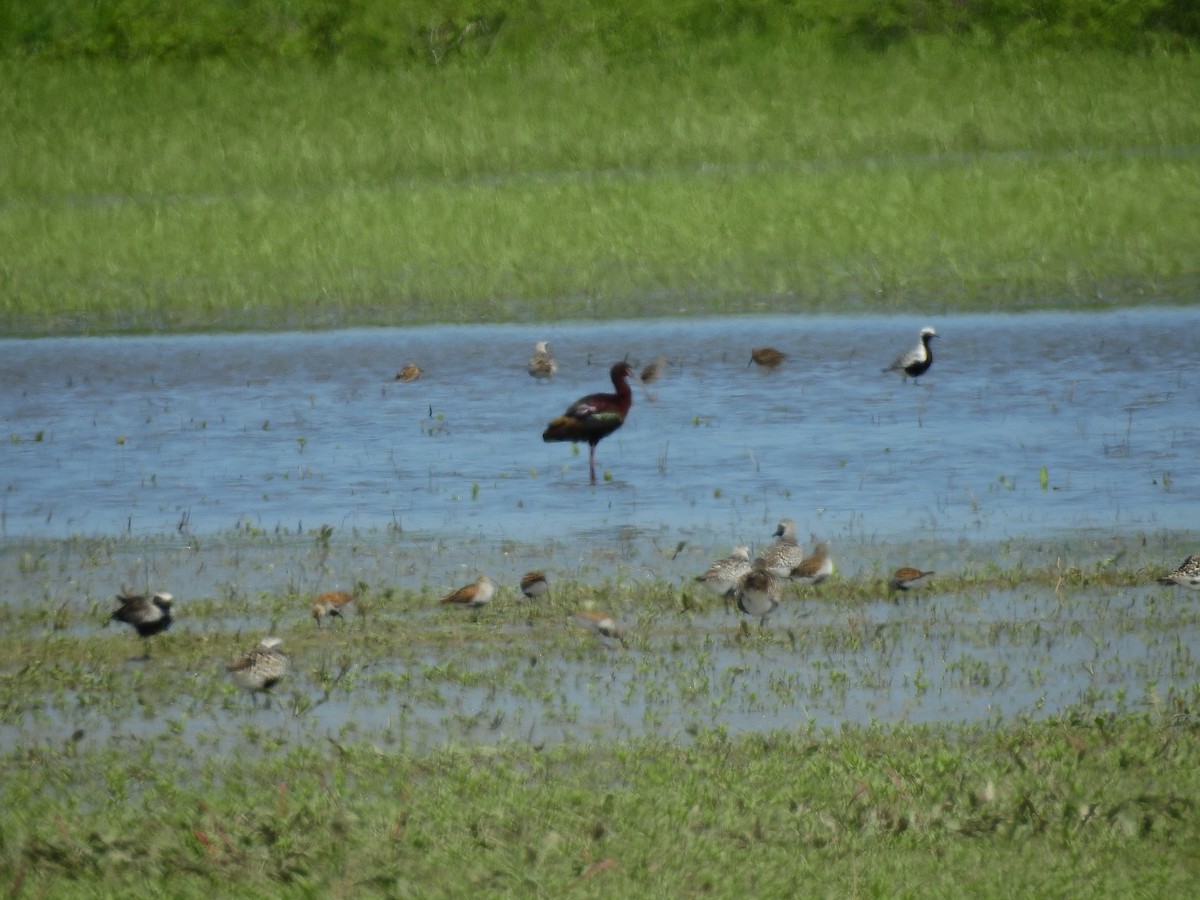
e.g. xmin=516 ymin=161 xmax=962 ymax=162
xmin=312 ymin=589 xmax=356 ymax=626
xmin=520 ymin=571 xmax=549 ymax=599
xmin=110 ymin=590 xmax=174 ymax=658
xmin=571 ymin=609 xmax=627 ymax=646
xmin=395 ymin=363 xmax=422 ymax=383
xmin=1158 ymin=554 xmax=1200 ymax=590
xmin=749 ymin=347 xmax=786 ymax=368
xmin=639 ymin=356 xmax=668 ymax=385
xmin=790 ymin=541 xmax=833 ymax=587
xmin=888 ymin=567 xmax=935 ymax=600
xmin=527 ymin=341 xmax=558 ymax=379
xmin=735 ymin=564 xmax=783 ymax=627
xmin=883 ymin=327 xmax=938 ymax=382
xmin=228 ymin=637 xmax=288 ymax=704
xmin=440 ymin=575 xmax=496 ymax=612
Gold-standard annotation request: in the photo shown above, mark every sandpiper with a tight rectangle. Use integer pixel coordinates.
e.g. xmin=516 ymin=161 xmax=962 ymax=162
xmin=749 ymin=347 xmax=787 ymax=368
xmin=695 ymin=545 xmax=752 ymax=598
xmin=527 ymin=341 xmax=558 ymax=379
xmin=790 ymin=541 xmax=833 ymax=587
xmin=571 ymin=609 xmax=627 ymax=646
xmin=735 ymin=565 xmax=783 ymax=627
xmin=312 ymin=589 xmax=356 ymax=626
xmin=883 ymin=326 xmax=938 ymax=382
xmin=888 ymin=567 xmax=935 ymax=599
xmin=395 ymin=363 xmax=422 ymax=382
xmin=639 ymin=356 xmax=668 ymax=385
xmin=1158 ymin=554 xmax=1200 ymax=590
xmin=228 ymin=637 xmax=288 ymax=701
xmin=520 ymin=571 xmax=549 ymax=599
xmin=110 ymin=590 xmax=174 ymax=657
xmin=440 ymin=575 xmax=496 ymax=610
xmin=755 ymin=519 xmax=806 ymax=578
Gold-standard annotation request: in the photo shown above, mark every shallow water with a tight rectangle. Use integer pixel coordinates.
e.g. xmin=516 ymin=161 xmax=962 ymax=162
xmin=1 ymin=308 xmax=1197 ymax=550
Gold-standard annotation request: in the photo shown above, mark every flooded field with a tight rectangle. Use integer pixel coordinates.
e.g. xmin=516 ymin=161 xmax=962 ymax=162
xmin=1 ymin=308 xmax=1198 ymax=754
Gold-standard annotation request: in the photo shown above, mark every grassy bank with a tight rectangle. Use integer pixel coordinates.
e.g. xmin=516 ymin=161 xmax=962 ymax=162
xmin=4 ymin=43 xmax=1198 ymax=335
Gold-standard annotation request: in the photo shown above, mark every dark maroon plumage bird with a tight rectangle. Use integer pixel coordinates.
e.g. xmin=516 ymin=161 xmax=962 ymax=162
xmin=543 ymin=362 xmax=636 ymax=483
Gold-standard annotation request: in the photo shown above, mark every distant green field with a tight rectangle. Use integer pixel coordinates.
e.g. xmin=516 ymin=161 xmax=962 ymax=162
xmin=2 ymin=34 xmax=1199 ymax=334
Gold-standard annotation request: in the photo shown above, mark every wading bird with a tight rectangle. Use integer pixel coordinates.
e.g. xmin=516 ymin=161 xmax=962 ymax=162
xmin=527 ymin=341 xmax=558 ymax=380
xmin=640 ymin=356 xmax=668 ymax=385
xmin=749 ymin=347 xmax=787 ymax=368
xmin=311 ymin=589 xmax=356 ymax=626
xmin=228 ymin=637 xmax=288 ymax=704
xmin=888 ymin=567 xmax=935 ymax=600
xmin=543 ymin=361 xmax=637 ymax=484
xmin=790 ymin=541 xmax=833 ymax=587
xmin=440 ymin=576 xmax=496 ymax=612
xmin=520 ymin=571 xmax=549 ymax=599
xmin=571 ymin=609 xmax=627 ymax=646
xmin=756 ymin=519 xmax=806 ymax=578
xmin=1158 ymin=554 xmax=1200 ymax=590
xmin=735 ymin=564 xmax=783 ymax=628
xmin=695 ymin=546 xmax=753 ymax=600
xmin=395 ymin=364 xmax=422 ymax=382
xmin=110 ymin=590 xmax=174 ymax=658
xmin=883 ymin=326 xmax=938 ymax=382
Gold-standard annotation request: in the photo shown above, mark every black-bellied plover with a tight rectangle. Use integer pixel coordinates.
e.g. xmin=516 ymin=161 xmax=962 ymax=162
xmin=527 ymin=341 xmax=558 ymax=380
xmin=888 ymin=567 xmax=934 ymax=600
xmin=695 ymin=545 xmax=752 ymax=598
xmin=883 ymin=327 xmax=938 ymax=381
xmin=756 ymin=519 xmax=806 ymax=577
xmin=749 ymin=347 xmax=786 ymax=368
xmin=790 ymin=541 xmax=833 ymax=586
xmin=228 ymin=637 xmax=288 ymax=702
xmin=110 ymin=590 xmax=174 ymax=657
xmin=520 ymin=571 xmax=549 ymax=599
xmin=1158 ymin=555 xmax=1200 ymax=590
xmin=543 ymin=362 xmax=637 ymax=484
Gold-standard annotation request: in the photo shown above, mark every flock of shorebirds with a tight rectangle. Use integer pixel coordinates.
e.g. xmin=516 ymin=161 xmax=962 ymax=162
xmin=106 ymin=325 xmax=1199 ymax=703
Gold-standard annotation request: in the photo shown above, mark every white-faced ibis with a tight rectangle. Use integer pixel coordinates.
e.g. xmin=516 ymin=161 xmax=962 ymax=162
xmin=543 ymin=361 xmax=636 ymax=484
xmin=395 ymin=363 xmax=422 ymax=382
xmin=735 ymin=565 xmax=783 ymax=627
xmin=571 ymin=609 xmax=627 ymax=646
xmin=311 ymin=589 xmax=356 ymax=626
xmin=790 ymin=541 xmax=833 ymax=586
xmin=110 ymin=590 xmax=174 ymax=657
xmin=229 ymin=637 xmax=288 ymax=702
xmin=527 ymin=341 xmax=558 ymax=379
xmin=440 ymin=575 xmax=496 ymax=610
xmin=755 ymin=519 xmax=805 ymax=577
xmin=749 ymin=347 xmax=786 ymax=368
xmin=695 ymin=545 xmax=752 ymax=598
xmin=888 ymin=567 xmax=935 ymax=600
xmin=520 ymin=571 xmax=549 ymax=599
xmin=1159 ymin=554 xmax=1200 ymax=589
xmin=883 ymin=326 xmax=938 ymax=381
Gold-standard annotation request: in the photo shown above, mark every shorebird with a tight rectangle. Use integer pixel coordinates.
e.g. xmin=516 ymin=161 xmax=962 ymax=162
xmin=735 ymin=564 xmax=783 ymax=627
xmin=1158 ymin=554 xmax=1200 ymax=590
xmin=543 ymin=361 xmax=637 ymax=484
xmin=755 ymin=519 xmax=806 ymax=578
xmin=311 ymin=589 xmax=356 ymax=626
xmin=888 ymin=567 xmax=935 ymax=599
xmin=228 ymin=637 xmax=288 ymax=703
xmin=527 ymin=341 xmax=558 ymax=380
xmin=639 ymin=356 xmax=668 ymax=385
xmin=883 ymin=326 xmax=938 ymax=382
xmin=110 ymin=590 xmax=174 ymax=657
xmin=571 ymin=609 xmax=627 ymax=646
xmin=395 ymin=363 xmax=422 ymax=382
xmin=520 ymin=571 xmax=549 ymax=599
xmin=790 ymin=541 xmax=833 ymax=587
xmin=695 ymin=545 xmax=753 ymax=599
xmin=749 ymin=347 xmax=787 ymax=368
xmin=440 ymin=576 xmax=496 ymax=611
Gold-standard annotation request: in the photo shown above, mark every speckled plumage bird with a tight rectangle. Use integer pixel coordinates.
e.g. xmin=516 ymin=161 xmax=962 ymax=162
xmin=883 ymin=327 xmax=938 ymax=381
xmin=520 ymin=571 xmax=549 ymax=599
xmin=543 ymin=361 xmax=637 ymax=484
xmin=695 ymin=545 xmax=752 ymax=598
xmin=527 ymin=341 xmax=558 ymax=380
xmin=395 ymin=363 xmax=422 ymax=383
xmin=888 ymin=567 xmax=935 ymax=599
xmin=311 ymin=589 xmax=356 ymax=626
xmin=1158 ymin=554 xmax=1200 ymax=590
xmin=790 ymin=541 xmax=833 ymax=587
xmin=110 ymin=590 xmax=174 ymax=657
xmin=749 ymin=347 xmax=787 ymax=368
xmin=755 ymin=519 xmax=806 ymax=578
xmin=440 ymin=576 xmax=496 ymax=610
xmin=735 ymin=564 xmax=783 ymax=627
xmin=228 ymin=637 xmax=287 ymax=700
xmin=571 ymin=609 xmax=627 ymax=646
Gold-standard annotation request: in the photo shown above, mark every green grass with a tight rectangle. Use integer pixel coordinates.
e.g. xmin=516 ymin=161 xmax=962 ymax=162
xmin=2 ymin=41 xmax=1199 ymax=335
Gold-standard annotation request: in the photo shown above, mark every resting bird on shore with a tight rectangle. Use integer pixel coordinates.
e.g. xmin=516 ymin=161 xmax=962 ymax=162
xmin=520 ymin=571 xmax=550 ymax=599
xmin=527 ymin=341 xmax=558 ymax=380
xmin=440 ymin=575 xmax=496 ymax=611
xmin=543 ymin=361 xmax=637 ymax=484
xmin=1158 ymin=554 xmax=1200 ymax=590
xmin=883 ymin=327 xmax=938 ymax=382
xmin=790 ymin=541 xmax=833 ymax=587
xmin=229 ymin=637 xmax=288 ymax=703
xmin=749 ymin=347 xmax=787 ymax=368
xmin=695 ymin=546 xmax=753 ymax=599
xmin=110 ymin=590 xmax=174 ymax=657
xmin=395 ymin=363 xmax=422 ymax=383
xmin=311 ymin=589 xmax=356 ymax=626
xmin=888 ymin=567 xmax=935 ymax=600
xmin=755 ymin=519 xmax=806 ymax=578
xmin=735 ymin=564 xmax=783 ymax=627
